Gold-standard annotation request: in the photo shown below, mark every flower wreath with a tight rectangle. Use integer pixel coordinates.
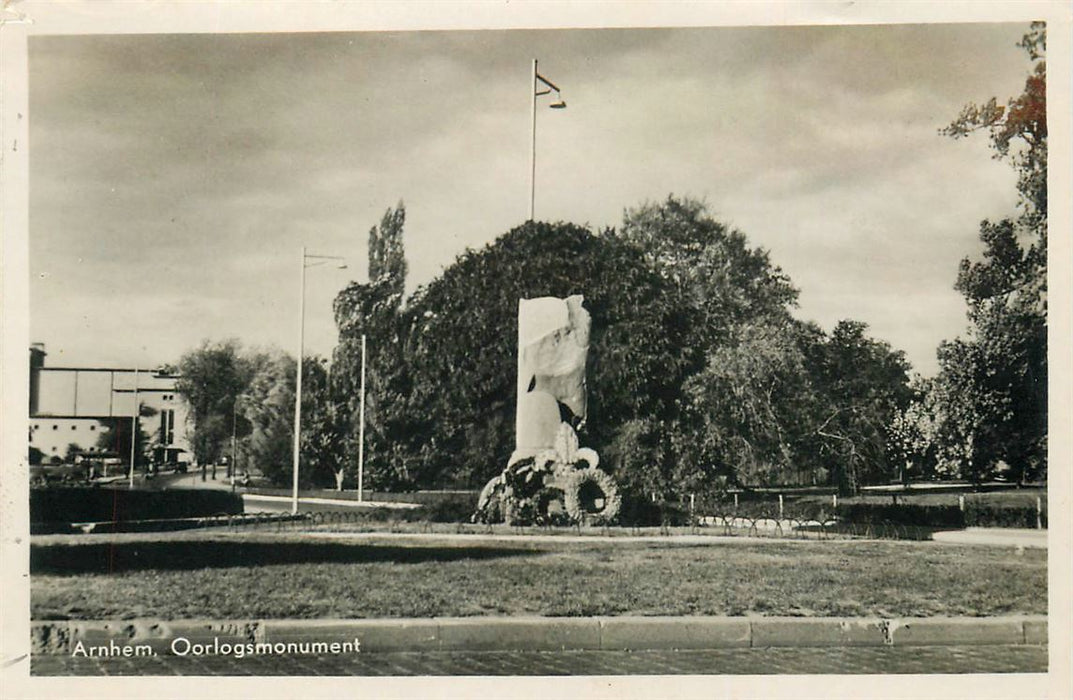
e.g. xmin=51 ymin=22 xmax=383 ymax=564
xmin=562 ymin=467 xmax=621 ymax=524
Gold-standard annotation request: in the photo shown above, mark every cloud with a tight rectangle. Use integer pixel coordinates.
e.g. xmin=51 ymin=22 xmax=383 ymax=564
xmin=28 ymin=23 xmax=1036 ymax=375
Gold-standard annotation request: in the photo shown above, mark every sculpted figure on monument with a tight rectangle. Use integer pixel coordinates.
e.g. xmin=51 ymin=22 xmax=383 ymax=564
xmin=512 ymin=295 xmax=590 ymax=464
xmin=474 ymin=295 xmax=619 ymax=525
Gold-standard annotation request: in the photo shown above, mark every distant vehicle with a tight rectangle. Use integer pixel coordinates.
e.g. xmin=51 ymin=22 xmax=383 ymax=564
xmin=990 ymin=461 xmax=1014 ymax=482
xmin=164 ymin=460 xmax=190 ymax=473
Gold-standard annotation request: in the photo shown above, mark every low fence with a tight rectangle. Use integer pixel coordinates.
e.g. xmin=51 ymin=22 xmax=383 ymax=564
xmin=223 ymin=508 xmax=939 ymax=541
xmin=658 ymin=493 xmax=1046 ymax=530
xmin=34 ymin=488 xmax=1043 ymax=539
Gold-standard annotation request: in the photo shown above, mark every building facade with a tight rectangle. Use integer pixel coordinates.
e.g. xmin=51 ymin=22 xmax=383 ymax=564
xmin=28 ymin=343 xmax=191 ymax=465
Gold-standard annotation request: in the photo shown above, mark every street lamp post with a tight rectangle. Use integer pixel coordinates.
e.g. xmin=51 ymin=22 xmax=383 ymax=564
xmin=128 ymin=367 xmax=138 ymax=489
xmin=231 ymin=394 xmax=248 ymax=492
xmin=231 ymin=400 xmax=238 ymax=492
xmin=357 ymin=333 xmax=366 ymax=503
xmin=293 ymin=247 xmax=348 ymax=515
xmin=528 ymin=58 xmax=567 ymax=221
xmin=293 ymin=246 xmax=307 ymax=514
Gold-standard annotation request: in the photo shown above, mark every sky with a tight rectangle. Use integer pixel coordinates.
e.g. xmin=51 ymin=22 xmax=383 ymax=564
xmin=28 ymin=22 xmax=1033 ymax=376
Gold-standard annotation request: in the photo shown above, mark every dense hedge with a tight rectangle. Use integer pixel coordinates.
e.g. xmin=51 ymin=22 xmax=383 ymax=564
xmin=832 ymin=503 xmax=965 ymax=528
xmin=965 ymin=502 xmax=1046 ymax=528
xmin=416 ymin=493 xmax=480 ymax=522
xmin=31 ymin=487 xmax=243 ymax=524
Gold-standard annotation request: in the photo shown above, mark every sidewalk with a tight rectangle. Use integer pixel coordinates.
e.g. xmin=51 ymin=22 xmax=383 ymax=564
xmin=31 ymin=614 xmax=1047 ymax=656
xmin=30 ymin=644 xmax=1048 ymax=676
xmin=159 ymin=471 xmax=421 ymax=509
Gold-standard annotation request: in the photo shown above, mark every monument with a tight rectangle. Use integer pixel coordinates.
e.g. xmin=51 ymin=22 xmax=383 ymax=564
xmin=473 ymin=295 xmax=620 ymax=525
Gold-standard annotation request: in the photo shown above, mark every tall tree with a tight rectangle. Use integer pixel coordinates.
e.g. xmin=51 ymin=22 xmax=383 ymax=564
xmin=810 ymin=320 xmax=912 ymax=494
xmin=301 ymin=356 xmax=349 ymax=489
xmin=888 ymin=376 xmax=956 ymax=482
xmin=334 ymin=202 xmax=414 ymax=490
xmin=676 ymin=318 xmax=819 ymax=490
xmin=618 ymin=195 xmax=799 ymax=347
xmin=176 ymin=339 xmax=254 ymax=467
xmin=368 ymin=201 xmax=408 ymax=301
xmin=95 ymin=405 xmax=157 ymax=468
xmin=239 ymin=349 xmax=295 ymax=485
xmin=935 ymin=22 xmax=1047 ymax=483
xmin=610 ymin=197 xmax=809 ymax=494
xmin=615 ymin=197 xmax=914 ymax=494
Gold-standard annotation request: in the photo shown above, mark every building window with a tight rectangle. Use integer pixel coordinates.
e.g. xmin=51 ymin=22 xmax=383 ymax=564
xmin=52 ymin=425 xmax=58 ymax=430
xmin=90 ymin=425 xmax=96 ymax=431
xmin=71 ymin=425 xmax=77 ymax=430
xmin=160 ymin=410 xmax=175 ymax=445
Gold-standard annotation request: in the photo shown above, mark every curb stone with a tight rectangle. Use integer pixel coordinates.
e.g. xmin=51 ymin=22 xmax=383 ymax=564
xmin=30 ymin=615 xmax=1047 ymax=655
xmin=886 ymin=617 xmax=1026 ymax=646
xmin=264 ymin=619 xmax=439 ymax=653
xmin=753 ymin=618 xmax=856 ymax=647
xmin=600 ymin=617 xmax=750 ymax=650
xmin=438 ymin=617 xmax=601 ymax=651
xmin=1024 ymin=618 xmax=1047 ymax=645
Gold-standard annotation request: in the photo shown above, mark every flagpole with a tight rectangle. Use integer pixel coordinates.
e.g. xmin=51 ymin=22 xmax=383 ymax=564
xmin=528 ymin=60 xmax=566 ymax=222
xmin=529 ymin=58 xmax=538 ymax=222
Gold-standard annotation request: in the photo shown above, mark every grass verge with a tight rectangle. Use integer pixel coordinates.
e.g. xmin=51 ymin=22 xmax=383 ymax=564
xmin=30 ymin=531 xmax=1046 ymax=621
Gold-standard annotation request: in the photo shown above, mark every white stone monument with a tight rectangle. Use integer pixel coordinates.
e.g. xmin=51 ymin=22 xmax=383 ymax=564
xmin=473 ymin=295 xmax=619 ymax=525
xmin=511 ymin=295 xmax=590 ymax=465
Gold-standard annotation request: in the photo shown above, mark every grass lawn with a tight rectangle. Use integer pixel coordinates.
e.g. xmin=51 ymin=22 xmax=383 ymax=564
xmin=30 ymin=531 xmax=1046 ymax=621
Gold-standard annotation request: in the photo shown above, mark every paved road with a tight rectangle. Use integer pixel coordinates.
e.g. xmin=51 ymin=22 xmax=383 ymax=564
xmin=931 ymin=527 xmax=1046 ymax=548
xmin=31 ymin=645 xmax=1046 ymax=676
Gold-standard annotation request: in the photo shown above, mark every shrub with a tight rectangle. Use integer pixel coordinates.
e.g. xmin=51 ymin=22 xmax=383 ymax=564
xmin=965 ymin=501 xmax=1046 ymax=528
xmin=417 ymin=493 xmax=480 ymax=523
xmin=833 ymin=503 xmax=964 ymax=528
xmin=617 ymin=495 xmax=692 ymax=526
